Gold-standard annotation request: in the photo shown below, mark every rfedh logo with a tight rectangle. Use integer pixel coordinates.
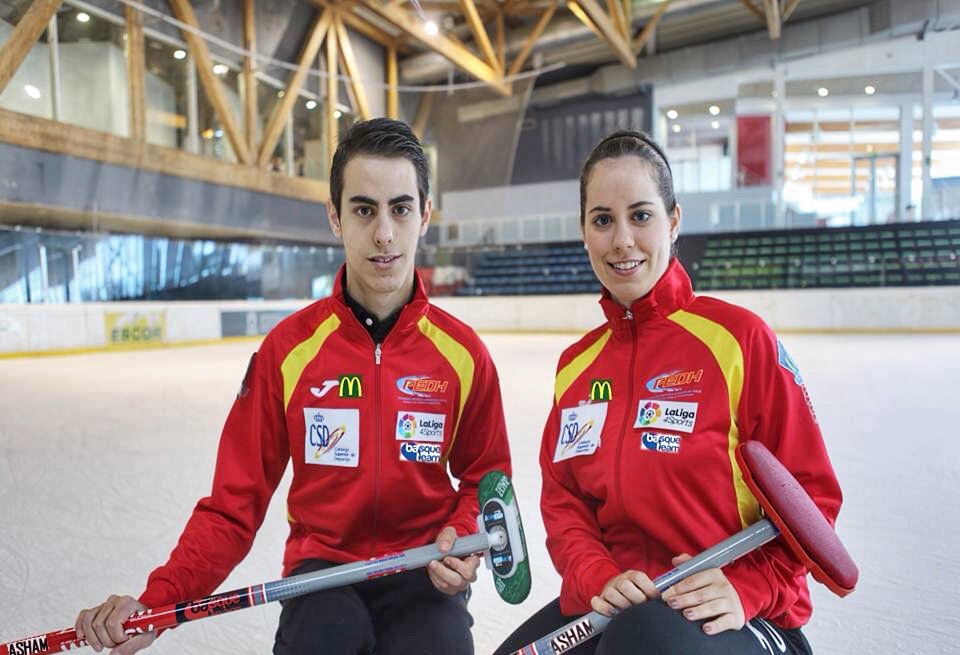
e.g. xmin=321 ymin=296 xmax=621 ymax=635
xmin=646 ymin=369 xmax=703 ymax=395
xmin=636 ymin=401 xmax=661 ymax=426
xmin=634 ymin=400 xmax=699 ymax=433
xmin=397 ymin=375 xmax=449 ymax=398
xmin=395 ymin=411 xmax=445 ymax=442
xmin=303 ymin=408 xmax=359 ymax=467
xmin=554 ymin=402 xmax=607 ymax=463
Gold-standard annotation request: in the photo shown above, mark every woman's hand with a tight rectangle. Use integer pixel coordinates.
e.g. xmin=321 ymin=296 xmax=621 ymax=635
xmin=660 ymin=553 xmax=746 ymax=635
xmin=590 ymin=570 xmax=659 ymax=616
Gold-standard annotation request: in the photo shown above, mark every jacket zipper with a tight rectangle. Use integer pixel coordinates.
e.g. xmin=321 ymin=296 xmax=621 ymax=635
xmin=615 ymin=309 xmax=636 ymax=518
xmin=372 ymin=342 xmax=382 ymax=556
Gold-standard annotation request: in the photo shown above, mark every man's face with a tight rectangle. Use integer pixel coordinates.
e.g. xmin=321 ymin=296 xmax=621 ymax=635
xmin=327 ymin=155 xmax=430 ymax=311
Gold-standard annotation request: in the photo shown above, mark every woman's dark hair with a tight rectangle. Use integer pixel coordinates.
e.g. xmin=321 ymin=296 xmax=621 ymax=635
xmin=330 ymin=117 xmax=430 ymax=215
xmin=578 ymin=130 xmax=676 ymax=226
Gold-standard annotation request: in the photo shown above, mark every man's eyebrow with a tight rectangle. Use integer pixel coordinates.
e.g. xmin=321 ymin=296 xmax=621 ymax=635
xmin=349 ymin=195 xmax=378 ymax=205
xmin=388 ymin=194 xmax=415 ymax=206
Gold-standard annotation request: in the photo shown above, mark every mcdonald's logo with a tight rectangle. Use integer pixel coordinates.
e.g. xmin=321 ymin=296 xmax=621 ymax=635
xmin=589 ymin=379 xmax=612 ymax=401
xmin=338 ymin=374 xmax=363 ymax=398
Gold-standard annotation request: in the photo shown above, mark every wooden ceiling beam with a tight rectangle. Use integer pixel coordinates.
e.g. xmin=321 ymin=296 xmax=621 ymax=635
xmin=783 ymin=0 xmax=801 ymax=22
xmin=168 ymin=0 xmax=253 ymax=164
xmin=386 ymin=44 xmax=398 ymax=119
xmin=243 ymin=0 xmax=258 ymax=155
xmin=633 ymin=0 xmax=672 ymax=53
xmin=739 ymin=0 xmax=765 ymax=22
xmin=125 ymin=5 xmax=146 ymax=143
xmin=326 ymin=20 xmax=339 ymax=169
xmin=335 ymin=14 xmax=372 ymax=120
xmin=412 ymin=90 xmax=435 ymax=140
xmin=507 ymin=2 xmax=557 ymax=77
xmin=607 ymin=0 xmax=627 ymax=39
xmin=460 ymin=0 xmax=502 ymax=73
xmin=566 ymin=1 xmax=604 ymax=42
xmin=763 ymin=0 xmax=782 ymax=39
xmin=570 ymin=0 xmax=636 ymax=68
xmin=0 ymin=0 xmax=62 ymax=95
xmin=257 ymin=8 xmax=332 ymax=166
xmin=359 ymin=0 xmax=510 ymax=96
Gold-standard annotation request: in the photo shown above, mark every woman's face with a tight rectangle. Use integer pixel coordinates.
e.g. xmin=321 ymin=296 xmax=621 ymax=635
xmin=582 ymin=156 xmax=681 ymax=307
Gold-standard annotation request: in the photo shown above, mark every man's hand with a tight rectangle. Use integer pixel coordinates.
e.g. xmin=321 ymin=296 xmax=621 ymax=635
xmin=75 ymin=595 xmax=157 ymax=654
xmin=427 ymin=526 xmax=480 ymax=595
xmin=660 ymin=553 xmax=746 ymax=635
xmin=590 ymin=570 xmax=659 ymax=616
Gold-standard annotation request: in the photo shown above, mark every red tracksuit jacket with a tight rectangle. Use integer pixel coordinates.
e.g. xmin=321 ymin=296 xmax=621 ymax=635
xmin=541 ymin=259 xmax=842 ymax=628
xmin=139 ymin=269 xmax=511 ymax=608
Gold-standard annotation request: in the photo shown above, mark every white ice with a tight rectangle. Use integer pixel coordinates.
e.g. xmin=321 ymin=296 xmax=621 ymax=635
xmin=0 ymin=333 xmax=957 ymax=654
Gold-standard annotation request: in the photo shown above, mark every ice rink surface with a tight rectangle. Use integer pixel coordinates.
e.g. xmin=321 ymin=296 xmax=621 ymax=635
xmin=1 ymin=331 xmax=958 ymax=654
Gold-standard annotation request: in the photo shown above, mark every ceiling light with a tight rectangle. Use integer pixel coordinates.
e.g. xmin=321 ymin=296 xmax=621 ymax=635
xmin=306 ymin=99 xmax=317 ymax=110
xmin=334 ymin=109 xmax=343 ymax=119
xmin=708 ymin=105 xmax=720 ymax=116
xmin=817 ymin=87 xmax=829 ymax=97
xmin=711 ymin=120 xmax=720 ymax=130
xmin=666 ymin=109 xmax=678 ymax=119
xmin=424 ymin=20 xmax=439 ymax=36
xmin=278 ymin=90 xmax=285 ymax=98
xmin=864 ymin=85 xmax=876 ymax=95
xmin=76 ymin=12 xmax=90 ymax=23
xmin=201 ymin=128 xmax=214 ymax=139
xmin=214 ymin=129 xmax=223 ymax=138
xmin=213 ymin=63 xmax=228 ymax=75
xmin=672 ymin=124 xmax=681 ymax=133
xmin=24 ymin=84 xmax=40 ymax=100
xmin=173 ymin=49 xmax=186 ymax=60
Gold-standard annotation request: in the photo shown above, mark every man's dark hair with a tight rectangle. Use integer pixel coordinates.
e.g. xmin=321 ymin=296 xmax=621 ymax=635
xmin=579 ymin=130 xmax=676 ymax=226
xmin=329 ymin=118 xmax=430 ymax=215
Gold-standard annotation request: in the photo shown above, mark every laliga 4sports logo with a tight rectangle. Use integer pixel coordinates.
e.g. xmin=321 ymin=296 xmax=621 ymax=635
xmin=397 ymin=413 xmax=417 ymax=439
xmin=636 ymin=401 xmax=662 ymax=426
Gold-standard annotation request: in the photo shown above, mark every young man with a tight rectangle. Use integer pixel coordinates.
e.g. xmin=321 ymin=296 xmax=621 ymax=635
xmin=75 ymin=118 xmax=512 ymax=655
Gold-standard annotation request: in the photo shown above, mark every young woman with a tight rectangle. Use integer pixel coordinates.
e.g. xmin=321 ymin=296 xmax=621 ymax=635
xmin=495 ymin=131 xmax=843 ymax=655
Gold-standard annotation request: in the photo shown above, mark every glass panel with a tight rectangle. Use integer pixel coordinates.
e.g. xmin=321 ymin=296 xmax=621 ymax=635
xmin=143 ymin=34 xmax=191 ymax=149
xmin=197 ymin=62 xmax=241 ymax=162
xmin=57 ymin=6 xmax=128 ymax=135
xmin=0 ymin=226 xmax=344 ymax=303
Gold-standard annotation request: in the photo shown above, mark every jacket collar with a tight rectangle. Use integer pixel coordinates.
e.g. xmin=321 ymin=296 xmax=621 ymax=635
xmin=599 ymin=258 xmax=694 ymax=332
xmin=331 ymin=264 xmax=430 ymax=340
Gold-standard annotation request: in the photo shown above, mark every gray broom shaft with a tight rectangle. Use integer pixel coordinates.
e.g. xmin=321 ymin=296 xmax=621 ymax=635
xmin=264 ymin=532 xmax=493 ymax=603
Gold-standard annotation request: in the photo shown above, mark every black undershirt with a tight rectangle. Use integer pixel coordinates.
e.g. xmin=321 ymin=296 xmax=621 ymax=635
xmin=343 ymin=284 xmax=415 ymax=344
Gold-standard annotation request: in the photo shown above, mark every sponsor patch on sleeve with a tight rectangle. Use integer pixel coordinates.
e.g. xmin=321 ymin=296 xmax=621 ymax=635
xmin=777 ymin=339 xmax=804 ymax=385
xmin=303 ymin=408 xmax=360 ymax=467
xmin=395 ymin=411 xmax=446 ymax=442
xmin=634 ymin=400 xmax=698 ymax=433
xmin=399 ymin=442 xmax=442 ymax=464
xmin=554 ymin=402 xmax=607 ymax=463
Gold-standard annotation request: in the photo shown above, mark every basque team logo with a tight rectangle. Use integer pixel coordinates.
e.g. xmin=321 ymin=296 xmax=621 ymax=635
xmin=397 ymin=413 xmax=417 ymax=439
xmin=636 ymin=401 xmax=661 ymax=426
